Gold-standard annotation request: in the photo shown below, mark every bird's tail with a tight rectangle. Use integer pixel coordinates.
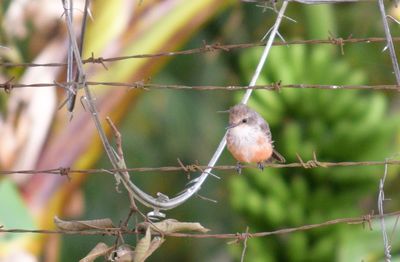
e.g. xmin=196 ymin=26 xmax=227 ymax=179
xmin=271 ymin=150 xmax=286 ymax=163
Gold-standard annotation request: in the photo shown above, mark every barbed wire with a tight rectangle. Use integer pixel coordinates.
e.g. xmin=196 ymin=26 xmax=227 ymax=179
xmin=0 ymin=37 xmax=398 ymax=68
xmin=1 ymin=1 xmax=399 ymax=260
xmin=2 ymin=157 xmax=400 ymax=176
xmin=1 ymin=81 xmax=400 ymax=92
xmin=0 ymin=210 xmax=398 ymax=238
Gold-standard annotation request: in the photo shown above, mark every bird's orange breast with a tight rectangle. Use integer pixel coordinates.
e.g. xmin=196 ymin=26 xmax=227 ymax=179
xmin=227 ymin=126 xmax=273 ymax=163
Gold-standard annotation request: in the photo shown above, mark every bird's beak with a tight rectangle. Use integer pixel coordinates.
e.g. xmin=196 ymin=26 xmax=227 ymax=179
xmin=226 ymin=122 xmax=241 ymax=130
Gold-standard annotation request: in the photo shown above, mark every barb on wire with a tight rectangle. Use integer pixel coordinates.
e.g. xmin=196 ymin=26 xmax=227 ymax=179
xmin=387 ymin=15 xmax=400 ymax=25
xmin=4 ymin=158 xmax=400 ymax=175
xmin=378 ymin=0 xmax=400 ymax=86
xmin=1 ymin=210 xmax=400 ymax=239
xmin=1 ymin=36 xmax=399 ymax=68
xmin=2 ymin=77 xmax=14 ymax=93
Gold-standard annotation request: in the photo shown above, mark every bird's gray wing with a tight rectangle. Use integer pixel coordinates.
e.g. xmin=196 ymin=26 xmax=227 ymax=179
xmin=258 ymin=118 xmax=273 ymax=142
xmin=259 ymin=117 xmax=286 ymax=163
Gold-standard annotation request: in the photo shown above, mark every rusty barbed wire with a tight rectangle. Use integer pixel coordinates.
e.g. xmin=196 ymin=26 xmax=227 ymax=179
xmin=0 ymin=37 xmax=398 ymax=68
xmin=0 ymin=1 xmax=398 ymax=261
xmin=2 ymin=158 xmax=400 ymax=176
xmin=1 ymin=80 xmax=400 ymax=92
xmin=0 ymin=210 xmax=399 ymax=238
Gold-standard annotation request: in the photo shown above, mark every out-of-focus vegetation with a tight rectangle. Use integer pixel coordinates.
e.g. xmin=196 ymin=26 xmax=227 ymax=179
xmin=230 ymin=6 xmax=400 ymax=262
xmin=1 ymin=1 xmax=400 ymax=261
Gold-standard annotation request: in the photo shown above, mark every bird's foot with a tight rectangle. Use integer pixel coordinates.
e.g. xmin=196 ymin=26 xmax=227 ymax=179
xmin=236 ymin=162 xmax=243 ymax=175
xmin=257 ymin=162 xmax=265 ymax=171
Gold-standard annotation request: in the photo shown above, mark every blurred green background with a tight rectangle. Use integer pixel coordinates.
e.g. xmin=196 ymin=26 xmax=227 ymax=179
xmin=1 ymin=1 xmax=400 ymax=261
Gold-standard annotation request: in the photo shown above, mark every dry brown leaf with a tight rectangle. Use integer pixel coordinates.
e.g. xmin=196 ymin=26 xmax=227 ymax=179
xmin=132 ymin=227 xmax=151 ymax=262
xmin=115 ymin=252 xmax=134 ymax=262
xmin=131 ymin=228 xmax=165 ymax=262
xmin=54 ymin=216 xmax=114 ymax=231
xmin=144 ymin=237 xmax=165 ymax=260
xmin=138 ymin=219 xmax=210 ymax=234
xmin=112 ymin=244 xmax=134 ymax=262
xmin=79 ymin=242 xmax=113 ymax=262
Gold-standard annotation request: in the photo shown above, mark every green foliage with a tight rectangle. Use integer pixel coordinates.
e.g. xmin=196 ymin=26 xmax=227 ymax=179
xmin=229 ymin=5 xmax=400 ymax=261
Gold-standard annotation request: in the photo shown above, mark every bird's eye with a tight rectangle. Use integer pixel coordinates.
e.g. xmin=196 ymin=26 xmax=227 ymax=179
xmin=242 ymin=118 xmax=247 ymax=123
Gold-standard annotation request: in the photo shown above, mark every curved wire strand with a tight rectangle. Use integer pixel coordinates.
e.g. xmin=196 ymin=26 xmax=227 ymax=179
xmin=133 ymin=1 xmax=290 ymax=212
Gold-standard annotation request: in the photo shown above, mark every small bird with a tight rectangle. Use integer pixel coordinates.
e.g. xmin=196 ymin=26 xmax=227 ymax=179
xmin=226 ymin=103 xmax=285 ymax=173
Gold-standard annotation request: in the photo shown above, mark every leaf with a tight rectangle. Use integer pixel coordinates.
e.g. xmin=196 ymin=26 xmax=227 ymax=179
xmin=54 ymin=216 xmax=114 ymax=231
xmin=131 ymin=228 xmax=165 ymax=262
xmin=115 ymin=233 xmax=164 ymax=262
xmin=143 ymin=237 xmax=165 ymax=260
xmin=116 ymin=252 xmax=134 ymax=262
xmin=132 ymin=228 xmax=151 ymax=262
xmin=137 ymin=219 xmax=210 ymax=234
xmin=79 ymin=242 xmax=113 ymax=262
xmin=112 ymin=244 xmax=134 ymax=262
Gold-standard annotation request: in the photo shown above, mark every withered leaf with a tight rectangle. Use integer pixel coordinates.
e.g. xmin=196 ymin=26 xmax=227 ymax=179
xmin=132 ymin=228 xmax=165 ymax=262
xmin=132 ymin=227 xmax=151 ymax=262
xmin=54 ymin=216 xmax=115 ymax=231
xmin=138 ymin=219 xmax=210 ymax=234
xmin=79 ymin=242 xmax=113 ymax=262
xmin=112 ymin=244 xmax=134 ymax=262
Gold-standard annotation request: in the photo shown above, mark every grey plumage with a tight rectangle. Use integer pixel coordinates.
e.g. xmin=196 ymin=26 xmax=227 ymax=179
xmin=227 ymin=103 xmax=285 ymax=164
